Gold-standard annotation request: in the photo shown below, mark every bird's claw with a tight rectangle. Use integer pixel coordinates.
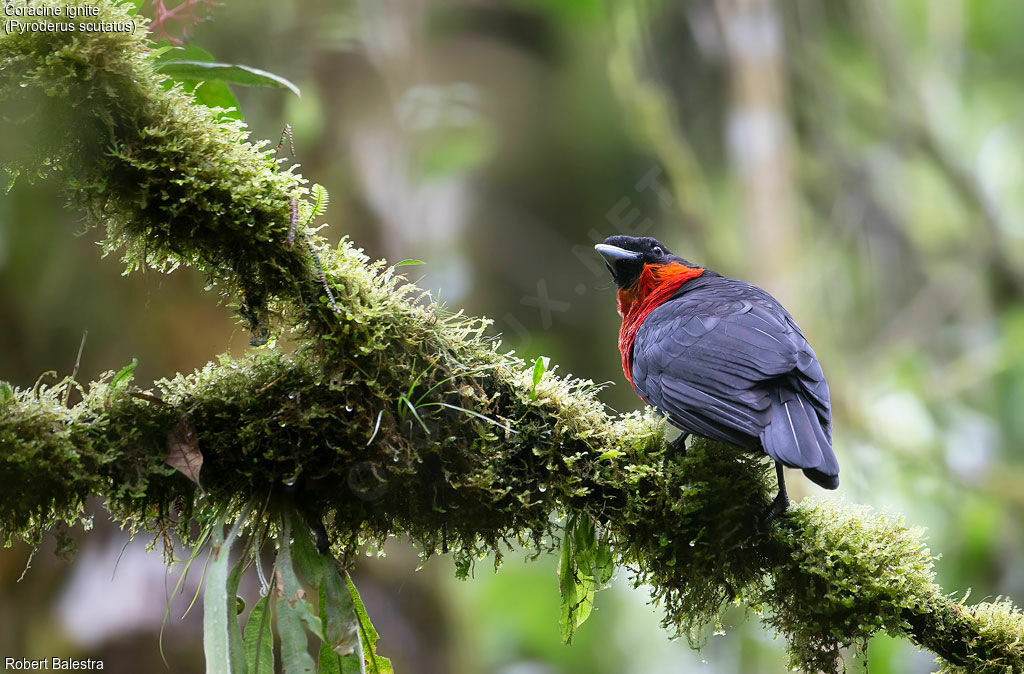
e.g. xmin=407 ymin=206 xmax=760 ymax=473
xmin=670 ymin=432 xmax=690 ymax=456
xmin=759 ymin=491 xmax=790 ymax=531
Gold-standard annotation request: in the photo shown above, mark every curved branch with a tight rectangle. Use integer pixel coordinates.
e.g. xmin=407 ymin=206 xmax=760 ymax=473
xmin=1 ymin=3 xmax=1022 ymax=672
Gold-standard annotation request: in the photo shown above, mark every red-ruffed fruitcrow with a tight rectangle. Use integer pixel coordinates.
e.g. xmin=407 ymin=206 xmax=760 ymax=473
xmin=595 ymin=235 xmax=839 ymax=520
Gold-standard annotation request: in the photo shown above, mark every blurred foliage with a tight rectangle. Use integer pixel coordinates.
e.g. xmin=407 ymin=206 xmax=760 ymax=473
xmin=2 ymin=0 xmax=1024 ymax=672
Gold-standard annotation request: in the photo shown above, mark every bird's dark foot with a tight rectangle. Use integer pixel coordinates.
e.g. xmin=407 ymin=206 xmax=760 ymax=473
xmin=758 ymin=461 xmax=790 ymax=531
xmin=761 ymin=490 xmax=790 ymax=528
xmin=670 ymin=433 xmax=690 ymax=456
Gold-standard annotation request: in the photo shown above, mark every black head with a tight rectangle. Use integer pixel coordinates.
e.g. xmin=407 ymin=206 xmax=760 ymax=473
xmin=594 ymin=235 xmax=690 ymax=288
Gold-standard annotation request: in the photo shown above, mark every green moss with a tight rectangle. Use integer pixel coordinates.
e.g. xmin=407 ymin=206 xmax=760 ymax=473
xmin=612 ymin=438 xmax=773 ymax=645
xmin=760 ymin=500 xmax=939 ymax=672
xmin=930 ymin=598 xmax=1024 ymax=673
xmin=0 ymin=378 xmax=104 ymax=545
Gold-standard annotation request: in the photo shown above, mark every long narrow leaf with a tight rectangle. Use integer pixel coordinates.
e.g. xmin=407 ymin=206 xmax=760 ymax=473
xmin=321 ymin=562 xmax=363 ymax=673
xmin=366 ymin=410 xmax=383 ymax=447
xmin=318 ymin=573 xmax=366 ymax=674
xmin=276 ymin=515 xmax=317 ymax=673
xmin=417 ymin=401 xmax=515 ymax=434
xmin=290 ymin=518 xmax=324 ymax=587
xmin=226 ymin=557 xmax=247 ymax=673
xmin=203 ymin=515 xmax=246 ymax=674
xmin=399 ymin=396 xmax=431 ymax=436
xmin=412 ymin=362 xmax=502 ymax=407
xmin=160 ymin=521 xmax=214 ymax=665
xmin=347 ymin=574 xmax=394 ymax=674
xmin=318 ymin=579 xmax=343 ymax=674
xmin=558 ymin=515 xmax=579 ymax=643
xmin=244 ymin=595 xmax=274 ymax=674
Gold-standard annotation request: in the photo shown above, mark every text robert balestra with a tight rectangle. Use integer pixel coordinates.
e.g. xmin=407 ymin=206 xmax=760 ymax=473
xmin=4 ymin=658 xmax=104 ymax=671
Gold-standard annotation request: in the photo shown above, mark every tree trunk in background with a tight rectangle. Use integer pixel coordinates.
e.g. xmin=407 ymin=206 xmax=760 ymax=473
xmin=350 ymin=0 xmax=473 ymax=301
xmin=716 ymin=0 xmax=798 ymax=309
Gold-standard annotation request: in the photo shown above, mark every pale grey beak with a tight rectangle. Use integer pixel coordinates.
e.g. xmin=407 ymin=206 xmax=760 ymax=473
xmin=594 ymin=243 xmax=641 ymax=263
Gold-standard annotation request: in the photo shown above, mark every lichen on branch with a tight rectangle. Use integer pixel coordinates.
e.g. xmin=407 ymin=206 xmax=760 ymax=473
xmin=1 ymin=2 xmax=1023 ymax=672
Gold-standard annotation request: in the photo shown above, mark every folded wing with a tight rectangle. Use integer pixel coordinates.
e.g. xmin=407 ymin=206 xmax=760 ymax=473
xmin=631 ymin=278 xmax=837 ymax=488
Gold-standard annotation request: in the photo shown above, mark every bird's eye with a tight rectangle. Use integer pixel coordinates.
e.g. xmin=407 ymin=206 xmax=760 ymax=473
xmin=651 ymin=246 xmax=663 ymax=256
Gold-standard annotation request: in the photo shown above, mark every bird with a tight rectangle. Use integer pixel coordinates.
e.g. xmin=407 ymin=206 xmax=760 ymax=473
xmin=594 ymin=235 xmax=839 ymax=520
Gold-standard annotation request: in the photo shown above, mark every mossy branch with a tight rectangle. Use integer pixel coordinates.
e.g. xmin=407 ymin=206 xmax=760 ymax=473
xmin=1 ymin=2 xmax=1022 ymax=672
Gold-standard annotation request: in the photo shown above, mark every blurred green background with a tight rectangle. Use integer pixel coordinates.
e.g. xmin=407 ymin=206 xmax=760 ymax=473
xmin=2 ymin=0 xmax=1024 ymax=672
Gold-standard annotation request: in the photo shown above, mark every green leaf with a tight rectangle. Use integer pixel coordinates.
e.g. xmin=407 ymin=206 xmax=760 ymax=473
xmin=393 ymin=259 xmax=425 ymax=267
xmin=347 ymin=574 xmax=394 ymax=674
xmin=399 ymin=395 xmax=431 ymax=436
xmin=244 ymin=596 xmax=274 ymax=674
xmin=558 ymin=514 xmax=604 ymax=644
xmin=309 ymin=184 xmax=330 ymax=220
xmin=319 ymin=639 xmax=343 ymax=674
xmin=289 ymin=519 xmax=324 ymax=588
xmin=558 ymin=515 xmax=579 ymax=643
xmin=594 ymin=531 xmax=615 ymax=588
xmin=321 ymin=567 xmax=354 ymax=647
xmin=530 ymin=356 xmax=550 ymax=400
xmin=0 ymin=382 xmax=13 ymax=406
xmin=416 ymin=401 xmax=516 ymax=434
xmin=149 ymin=46 xmax=177 ymax=60
xmin=123 ymin=0 xmax=144 ymax=15
xmin=319 ymin=565 xmax=364 ymax=674
xmin=153 ymin=43 xmax=217 ymax=66
xmin=318 ymin=581 xmax=343 ymax=674
xmin=193 ymin=81 xmax=243 ymax=120
xmin=276 ymin=515 xmax=318 ymax=673
xmin=571 ymin=516 xmax=597 ymax=623
xmin=160 ymin=524 xmax=214 ymax=665
xmin=156 ymin=61 xmax=301 ymax=98
xmin=202 ymin=516 xmax=246 ymax=674
xmin=150 ymin=44 xmax=243 ymax=119
xmin=110 ymin=358 xmax=138 ymax=390
xmin=596 ymin=449 xmax=624 ymax=461
xmin=226 ymin=556 xmax=247 ymax=671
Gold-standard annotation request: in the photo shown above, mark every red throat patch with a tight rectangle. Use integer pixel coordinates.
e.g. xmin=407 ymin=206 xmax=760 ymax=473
xmin=617 ymin=263 xmax=704 ymax=388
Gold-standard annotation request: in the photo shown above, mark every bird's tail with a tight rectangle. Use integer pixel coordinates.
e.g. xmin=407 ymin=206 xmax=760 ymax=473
xmin=761 ymin=389 xmax=839 ymax=490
